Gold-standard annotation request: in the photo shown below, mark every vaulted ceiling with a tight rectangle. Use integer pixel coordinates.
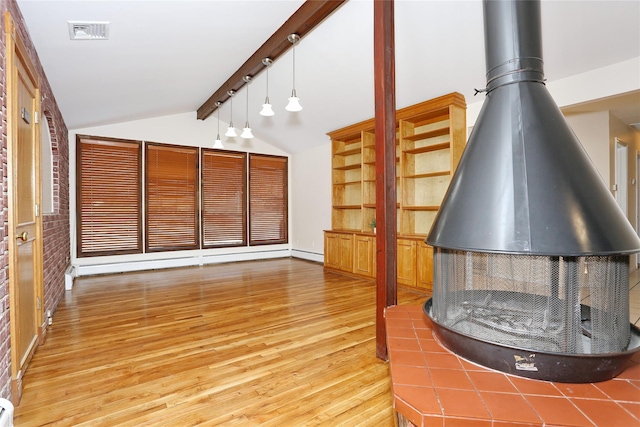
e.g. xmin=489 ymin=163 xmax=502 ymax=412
xmin=16 ymin=0 xmax=640 ymax=154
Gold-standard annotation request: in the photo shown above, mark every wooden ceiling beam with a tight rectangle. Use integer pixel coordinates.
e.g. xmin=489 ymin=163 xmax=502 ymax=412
xmin=197 ymin=0 xmax=347 ymax=121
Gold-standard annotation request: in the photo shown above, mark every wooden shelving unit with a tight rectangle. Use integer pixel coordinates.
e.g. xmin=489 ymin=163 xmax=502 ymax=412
xmin=324 ymin=92 xmax=467 ymax=290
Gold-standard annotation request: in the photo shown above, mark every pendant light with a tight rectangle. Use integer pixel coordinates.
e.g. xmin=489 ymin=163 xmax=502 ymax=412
xmin=241 ymin=76 xmax=254 ymax=139
xmin=259 ymin=58 xmax=275 ymax=116
xmin=285 ymin=34 xmax=302 ymax=112
xmin=213 ymin=101 xmax=224 ymax=149
xmin=224 ymin=90 xmax=237 ymax=137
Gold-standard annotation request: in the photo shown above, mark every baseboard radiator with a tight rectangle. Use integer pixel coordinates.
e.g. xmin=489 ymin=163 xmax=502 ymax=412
xmin=0 ymin=398 xmax=13 ymax=427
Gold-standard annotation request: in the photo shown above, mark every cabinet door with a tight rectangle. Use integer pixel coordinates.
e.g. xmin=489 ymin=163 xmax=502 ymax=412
xmin=354 ymin=235 xmax=375 ymax=278
xmin=417 ymin=242 xmax=434 ymax=290
xmin=324 ymin=233 xmax=341 ymax=269
xmin=338 ymin=234 xmax=354 ymax=272
xmin=397 ymin=239 xmax=416 ymax=286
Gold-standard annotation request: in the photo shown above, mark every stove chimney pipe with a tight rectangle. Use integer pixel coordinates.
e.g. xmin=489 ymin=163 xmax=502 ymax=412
xmin=427 ymin=0 xmax=640 ymax=256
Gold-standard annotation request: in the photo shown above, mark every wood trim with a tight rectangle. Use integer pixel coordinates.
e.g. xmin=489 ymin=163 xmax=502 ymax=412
xmin=5 ymin=10 xmax=44 ymax=405
xmin=197 ymin=0 xmax=346 ymax=121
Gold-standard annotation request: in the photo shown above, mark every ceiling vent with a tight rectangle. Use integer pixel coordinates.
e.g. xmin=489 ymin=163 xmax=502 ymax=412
xmin=68 ymin=21 xmax=109 ymax=40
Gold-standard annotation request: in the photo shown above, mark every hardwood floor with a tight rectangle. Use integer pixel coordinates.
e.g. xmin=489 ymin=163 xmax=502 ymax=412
xmin=15 ymin=258 xmax=429 ymax=426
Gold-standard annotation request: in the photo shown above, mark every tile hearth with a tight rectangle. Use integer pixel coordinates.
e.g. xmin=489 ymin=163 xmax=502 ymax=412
xmin=386 ymin=305 xmax=640 ymax=427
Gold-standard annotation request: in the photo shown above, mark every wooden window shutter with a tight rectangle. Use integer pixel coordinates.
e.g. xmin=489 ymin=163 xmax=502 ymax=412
xmin=201 ymin=150 xmax=247 ymax=247
xmin=249 ymin=154 xmax=288 ymax=245
xmin=146 ymin=143 xmax=199 ymax=252
xmin=77 ymin=136 xmax=142 ymax=257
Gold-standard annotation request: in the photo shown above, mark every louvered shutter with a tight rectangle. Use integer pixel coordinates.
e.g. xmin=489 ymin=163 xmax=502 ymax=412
xmin=249 ymin=154 xmax=288 ymax=245
xmin=201 ymin=150 xmax=247 ymax=247
xmin=77 ymin=136 xmax=142 ymax=257
xmin=146 ymin=144 xmax=199 ymax=251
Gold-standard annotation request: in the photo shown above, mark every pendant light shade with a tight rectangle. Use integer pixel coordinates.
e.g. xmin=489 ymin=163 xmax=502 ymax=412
xmin=213 ymin=101 xmax=224 ymax=149
xmin=241 ymin=76 xmax=254 ymax=139
xmin=225 ymin=90 xmax=237 ymax=137
xmin=285 ymin=34 xmax=302 ymax=112
xmin=260 ymin=58 xmax=275 ymax=117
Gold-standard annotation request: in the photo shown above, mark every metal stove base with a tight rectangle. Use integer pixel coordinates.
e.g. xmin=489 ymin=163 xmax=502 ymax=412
xmin=423 ymin=298 xmax=640 ymax=383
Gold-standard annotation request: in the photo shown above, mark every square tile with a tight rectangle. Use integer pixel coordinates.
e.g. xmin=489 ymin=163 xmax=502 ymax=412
xmin=492 ymin=422 xmax=542 ymax=427
xmin=419 ymin=339 xmax=448 ymax=353
xmin=405 ymin=305 xmax=425 ymax=315
xmin=412 ymin=314 xmax=433 ymax=330
xmin=430 ymin=368 xmax=475 ymax=390
xmin=389 ymin=337 xmax=422 ymax=352
xmin=571 ymin=398 xmax=639 ymax=427
xmin=390 ymin=350 xmax=427 ymax=367
xmin=524 ymin=395 xmax=594 ymax=426
xmin=423 ymin=352 xmax=463 ymax=370
xmin=387 ymin=326 xmax=417 ymax=339
xmin=480 ymin=391 xmax=542 ymax=424
xmin=618 ymin=402 xmax=640 ymax=419
xmin=389 ymin=318 xmax=416 ymax=329
xmin=457 ymin=357 xmax=488 ymax=372
xmin=554 ymin=382 xmax=608 ymax=399
xmin=395 ymin=394 xmax=427 ymax=427
xmin=386 ymin=306 xmax=412 ymax=319
xmin=415 ymin=328 xmax=435 ymax=340
xmin=594 ymin=379 xmax=640 ymax=403
xmin=508 ymin=376 xmax=563 ymax=397
xmin=423 ymin=414 xmax=445 ymax=427
xmin=468 ymin=371 xmax=518 ymax=393
xmin=391 ymin=364 xmax=432 ymax=387
xmin=436 ymin=388 xmax=491 ymax=420
xmin=444 ymin=417 xmax=491 ymax=427
xmin=395 ymin=385 xmax=442 ymax=417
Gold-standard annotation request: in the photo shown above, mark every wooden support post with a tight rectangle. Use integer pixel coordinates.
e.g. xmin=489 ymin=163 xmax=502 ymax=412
xmin=374 ymin=0 xmax=397 ymax=360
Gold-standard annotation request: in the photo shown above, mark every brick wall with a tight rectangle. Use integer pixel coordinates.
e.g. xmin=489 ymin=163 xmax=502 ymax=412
xmin=0 ymin=0 xmax=70 ymax=400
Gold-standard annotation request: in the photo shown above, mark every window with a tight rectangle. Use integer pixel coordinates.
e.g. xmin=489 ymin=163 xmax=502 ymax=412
xmin=77 ymin=136 xmax=289 ymax=257
xmin=249 ymin=154 xmax=288 ymax=245
xmin=41 ymin=115 xmax=54 ymax=214
xmin=202 ymin=150 xmax=247 ymax=247
xmin=77 ymin=136 xmax=142 ymax=256
xmin=146 ymin=143 xmax=199 ymax=252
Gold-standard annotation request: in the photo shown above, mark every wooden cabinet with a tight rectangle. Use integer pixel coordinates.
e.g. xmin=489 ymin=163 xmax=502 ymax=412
xmin=354 ymin=235 xmax=376 ymax=278
xmin=324 ymin=232 xmax=354 ymax=272
xmin=417 ymin=241 xmax=434 ymax=290
xmin=324 ymin=93 xmax=466 ymax=288
xmin=397 ymin=239 xmax=417 ymax=286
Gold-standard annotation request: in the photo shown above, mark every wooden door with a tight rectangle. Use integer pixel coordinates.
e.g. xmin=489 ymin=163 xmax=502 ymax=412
xmin=338 ymin=234 xmax=354 ymax=272
xmin=324 ymin=232 xmax=341 ymax=269
xmin=354 ymin=235 xmax=375 ymax=278
xmin=416 ymin=242 xmax=434 ymax=290
xmin=397 ymin=239 xmax=416 ymax=287
xmin=5 ymin=12 xmax=43 ymax=403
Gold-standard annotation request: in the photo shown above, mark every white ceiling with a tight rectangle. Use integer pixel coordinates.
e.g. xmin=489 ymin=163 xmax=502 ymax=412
xmin=15 ymin=0 xmax=640 ymax=154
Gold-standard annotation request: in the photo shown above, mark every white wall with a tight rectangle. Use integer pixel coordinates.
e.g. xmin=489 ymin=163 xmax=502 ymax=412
xmin=68 ymin=57 xmax=640 ymax=278
xmin=564 ymin=111 xmax=610 ymax=186
xmin=69 ymin=112 xmax=292 ymax=278
xmin=465 ymin=57 xmax=640 ymax=188
xmin=290 ymin=143 xmax=332 ymax=262
xmin=466 ymin=57 xmax=640 ymax=130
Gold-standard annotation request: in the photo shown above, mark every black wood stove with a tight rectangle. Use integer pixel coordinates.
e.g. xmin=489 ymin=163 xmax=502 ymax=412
xmin=424 ymin=0 xmax=640 ymax=383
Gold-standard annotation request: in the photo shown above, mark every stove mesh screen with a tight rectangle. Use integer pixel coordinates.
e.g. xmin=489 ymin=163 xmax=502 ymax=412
xmin=431 ymin=248 xmax=630 ymax=354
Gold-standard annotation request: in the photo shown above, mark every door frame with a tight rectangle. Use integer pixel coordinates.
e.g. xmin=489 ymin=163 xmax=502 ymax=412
xmin=636 ymin=151 xmax=640 ymax=268
xmin=614 ymin=138 xmax=628 ymax=215
xmin=5 ymin=11 xmax=45 ymax=403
